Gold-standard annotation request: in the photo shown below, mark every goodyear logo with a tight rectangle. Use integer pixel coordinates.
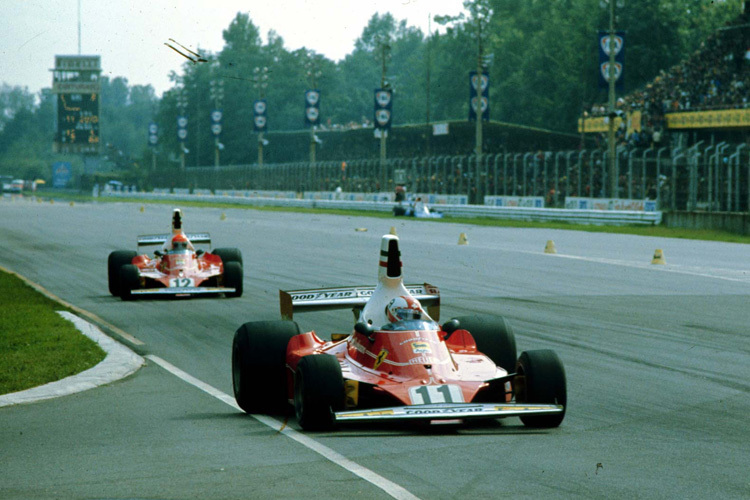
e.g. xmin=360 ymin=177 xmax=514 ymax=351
xmin=411 ymin=342 xmax=431 ymax=354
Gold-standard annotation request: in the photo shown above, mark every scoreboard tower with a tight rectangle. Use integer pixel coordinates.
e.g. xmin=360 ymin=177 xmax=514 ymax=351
xmin=51 ymin=55 xmax=101 ymax=154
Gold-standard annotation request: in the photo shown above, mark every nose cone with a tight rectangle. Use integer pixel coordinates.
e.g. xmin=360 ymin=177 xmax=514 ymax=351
xmin=379 ymin=234 xmax=402 ymax=281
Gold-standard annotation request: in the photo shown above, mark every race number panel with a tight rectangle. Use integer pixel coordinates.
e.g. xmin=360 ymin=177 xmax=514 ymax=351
xmin=408 ymin=385 xmax=464 ymax=405
xmin=169 ymin=278 xmax=195 ymax=288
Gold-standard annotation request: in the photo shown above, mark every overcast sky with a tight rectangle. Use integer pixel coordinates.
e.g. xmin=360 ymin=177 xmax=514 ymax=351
xmin=2 ymin=0 xmax=466 ymax=97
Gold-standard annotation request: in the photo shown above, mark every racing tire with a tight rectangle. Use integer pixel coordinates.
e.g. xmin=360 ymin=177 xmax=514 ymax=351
xmin=294 ymin=354 xmax=345 ymax=432
xmin=515 ymin=349 xmax=567 ymax=428
xmin=451 ymin=315 xmax=517 ymax=372
xmin=232 ymin=320 xmax=300 ymax=414
xmin=118 ymin=264 xmax=141 ymax=301
xmin=108 ymin=250 xmax=136 ymax=296
xmin=223 ymin=261 xmax=243 ymax=298
xmin=213 ymin=247 xmax=243 ymax=267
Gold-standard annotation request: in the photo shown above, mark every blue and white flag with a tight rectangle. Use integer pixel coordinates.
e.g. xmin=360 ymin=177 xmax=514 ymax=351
xmin=374 ymin=89 xmax=392 ymax=130
xmin=253 ymin=99 xmax=267 ymax=132
xmin=305 ymin=90 xmax=320 ymax=126
xmin=469 ymin=71 xmax=489 ymax=122
xmin=598 ymin=31 xmax=625 ymax=90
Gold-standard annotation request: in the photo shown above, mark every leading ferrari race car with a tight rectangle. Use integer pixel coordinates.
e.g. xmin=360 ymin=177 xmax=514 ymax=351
xmin=107 ymin=209 xmax=243 ymax=300
xmin=232 ymin=234 xmax=566 ymax=431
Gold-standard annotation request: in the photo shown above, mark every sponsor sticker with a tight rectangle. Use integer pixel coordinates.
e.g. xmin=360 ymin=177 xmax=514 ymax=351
xmin=411 ymin=342 xmax=431 ymax=354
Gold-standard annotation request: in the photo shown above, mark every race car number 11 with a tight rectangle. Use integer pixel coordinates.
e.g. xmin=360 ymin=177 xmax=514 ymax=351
xmin=169 ymin=278 xmax=195 ymax=288
xmin=409 ymin=385 xmax=464 ymax=405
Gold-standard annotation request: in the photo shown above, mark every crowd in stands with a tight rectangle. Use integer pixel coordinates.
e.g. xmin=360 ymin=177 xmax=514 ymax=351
xmin=589 ymin=14 xmax=750 ymax=150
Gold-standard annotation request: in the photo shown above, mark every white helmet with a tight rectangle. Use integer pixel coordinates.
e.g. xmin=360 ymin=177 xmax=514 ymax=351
xmin=385 ymin=295 xmax=425 ymax=323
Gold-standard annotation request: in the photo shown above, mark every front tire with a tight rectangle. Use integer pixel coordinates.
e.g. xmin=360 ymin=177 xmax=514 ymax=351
xmin=118 ymin=264 xmax=141 ymax=301
xmin=515 ymin=349 xmax=567 ymax=428
xmin=223 ymin=261 xmax=243 ymax=298
xmin=232 ymin=320 xmax=300 ymax=414
xmin=451 ymin=315 xmax=517 ymax=372
xmin=108 ymin=250 xmax=136 ymax=296
xmin=213 ymin=247 xmax=243 ymax=267
xmin=294 ymin=354 xmax=345 ymax=431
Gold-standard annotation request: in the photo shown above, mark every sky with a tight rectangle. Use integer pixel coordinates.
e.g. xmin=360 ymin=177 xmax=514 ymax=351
xmin=1 ymin=0 xmax=467 ymax=98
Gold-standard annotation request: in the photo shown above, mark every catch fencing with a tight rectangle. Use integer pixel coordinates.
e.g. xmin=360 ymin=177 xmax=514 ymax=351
xmin=145 ymin=144 xmax=749 ymax=213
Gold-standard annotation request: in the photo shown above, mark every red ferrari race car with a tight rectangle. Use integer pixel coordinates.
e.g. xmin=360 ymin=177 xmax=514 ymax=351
xmin=232 ymin=234 xmax=566 ymax=431
xmin=107 ymin=209 xmax=243 ymax=300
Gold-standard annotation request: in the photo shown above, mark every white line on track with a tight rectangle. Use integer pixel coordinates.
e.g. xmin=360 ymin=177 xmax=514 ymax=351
xmin=145 ymin=354 xmax=421 ymax=500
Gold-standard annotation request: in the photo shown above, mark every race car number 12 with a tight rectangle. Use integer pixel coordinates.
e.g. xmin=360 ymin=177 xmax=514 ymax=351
xmin=169 ymin=278 xmax=194 ymax=288
xmin=409 ymin=385 xmax=464 ymax=405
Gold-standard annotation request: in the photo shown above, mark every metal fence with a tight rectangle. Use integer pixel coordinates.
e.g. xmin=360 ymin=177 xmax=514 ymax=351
xmin=149 ymin=144 xmax=750 ymax=212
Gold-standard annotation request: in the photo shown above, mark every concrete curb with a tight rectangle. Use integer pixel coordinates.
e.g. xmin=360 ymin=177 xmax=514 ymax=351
xmin=0 ymin=312 xmax=144 ymax=408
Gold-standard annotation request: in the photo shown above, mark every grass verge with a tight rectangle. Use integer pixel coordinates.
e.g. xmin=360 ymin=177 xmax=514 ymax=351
xmin=0 ymin=269 xmax=106 ymax=396
xmin=35 ymin=189 xmax=750 ymax=244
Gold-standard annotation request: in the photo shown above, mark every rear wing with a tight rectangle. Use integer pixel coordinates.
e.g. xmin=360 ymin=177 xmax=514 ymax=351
xmin=280 ymin=283 xmax=440 ymax=321
xmin=137 ymin=233 xmax=212 ymax=247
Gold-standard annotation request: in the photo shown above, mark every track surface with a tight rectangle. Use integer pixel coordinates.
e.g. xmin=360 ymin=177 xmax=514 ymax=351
xmin=1 ymin=199 xmax=748 ymax=499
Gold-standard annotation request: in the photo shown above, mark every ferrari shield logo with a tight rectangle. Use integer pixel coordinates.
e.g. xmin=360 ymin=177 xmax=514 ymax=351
xmin=373 ymin=349 xmax=389 ymax=369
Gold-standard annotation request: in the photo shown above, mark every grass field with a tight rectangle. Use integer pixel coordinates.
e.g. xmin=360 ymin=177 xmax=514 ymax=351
xmin=0 ymin=269 xmax=106 ymax=396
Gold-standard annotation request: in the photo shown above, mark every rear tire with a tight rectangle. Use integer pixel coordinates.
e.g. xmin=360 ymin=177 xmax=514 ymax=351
xmin=451 ymin=315 xmax=517 ymax=372
xmin=118 ymin=264 xmax=141 ymax=301
xmin=223 ymin=261 xmax=243 ymax=298
xmin=294 ymin=354 xmax=345 ymax=431
xmin=213 ymin=247 xmax=243 ymax=267
xmin=232 ymin=320 xmax=300 ymax=414
xmin=108 ymin=250 xmax=136 ymax=296
xmin=515 ymin=349 xmax=567 ymax=428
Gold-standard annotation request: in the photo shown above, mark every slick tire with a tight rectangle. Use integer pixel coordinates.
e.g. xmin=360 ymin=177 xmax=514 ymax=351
xmin=213 ymin=247 xmax=243 ymax=267
xmin=232 ymin=320 xmax=300 ymax=414
xmin=118 ymin=264 xmax=141 ymax=301
xmin=294 ymin=354 xmax=345 ymax=432
xmin=108 ymin=250 xmax=136 ymax=296
xmin=223 ymin=261 xmax=243 ymax=298
xmin=451 ymin=315 xmax=517 ymax=372
xmin=515 ymin=349 xmax=567 ymax=428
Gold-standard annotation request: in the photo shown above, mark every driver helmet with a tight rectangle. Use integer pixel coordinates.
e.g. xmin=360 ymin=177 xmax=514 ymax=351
xmin=171 ymin=233 xmax=189 ymax=251
xmin=385 ymin=295 xmax=425 ymax=323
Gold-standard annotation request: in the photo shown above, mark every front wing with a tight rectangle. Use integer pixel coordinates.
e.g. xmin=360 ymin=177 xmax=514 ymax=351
xmin=335 ymin=403 xmax=563 ymax=423
xmin=131 ymin=286 xmax=235 ymax=296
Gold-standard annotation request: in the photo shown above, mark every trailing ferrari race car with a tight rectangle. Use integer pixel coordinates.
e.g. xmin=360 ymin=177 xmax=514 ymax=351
xmin=107 ymin=209 xmax=243 ymax=300
xmin=232 ymin=233 xmax=566 ymax=431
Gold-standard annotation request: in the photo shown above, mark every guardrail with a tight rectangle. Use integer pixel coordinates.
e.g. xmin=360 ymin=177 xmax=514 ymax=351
xmin=101 ymin=191 xmax=662 ymax=226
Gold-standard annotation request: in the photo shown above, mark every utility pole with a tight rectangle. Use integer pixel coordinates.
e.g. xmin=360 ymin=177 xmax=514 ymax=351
xmin=475 ymin=19 xmax=483 ymax=203
xmin=306 ymin=53 xmax=322 ymax=166
xmin=253 ymin=66 xmax=269 ymax=167
xmin=607 ymin=0 xmax=617 ymax=198
xmin=176 ymin=88 xmax=188 ymax=171
xmin=379 ymin=38 xmax=390 ymax=192
xmin=209 ymin=78 xmax=224 ymax=169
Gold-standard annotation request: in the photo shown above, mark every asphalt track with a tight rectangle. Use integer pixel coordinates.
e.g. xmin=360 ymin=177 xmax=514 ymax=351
xmin=1 ymin=198 xmax=748 ymax=499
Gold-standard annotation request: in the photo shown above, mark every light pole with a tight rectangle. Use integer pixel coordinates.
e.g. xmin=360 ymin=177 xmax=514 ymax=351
xmin=209 ymin=78 xmax=224 ymax=169
xmin=176 ymin=87 xmax=188 ymax=171
xmin=604 ymin=0 xmax=624 ymax=198
xmin=253 ymin=66 xmax=269 ymax=167
xmin=378 ymin=36 xmax=391 ymax=192
xmin=306 ymin=53 xmax=322 ymax=165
